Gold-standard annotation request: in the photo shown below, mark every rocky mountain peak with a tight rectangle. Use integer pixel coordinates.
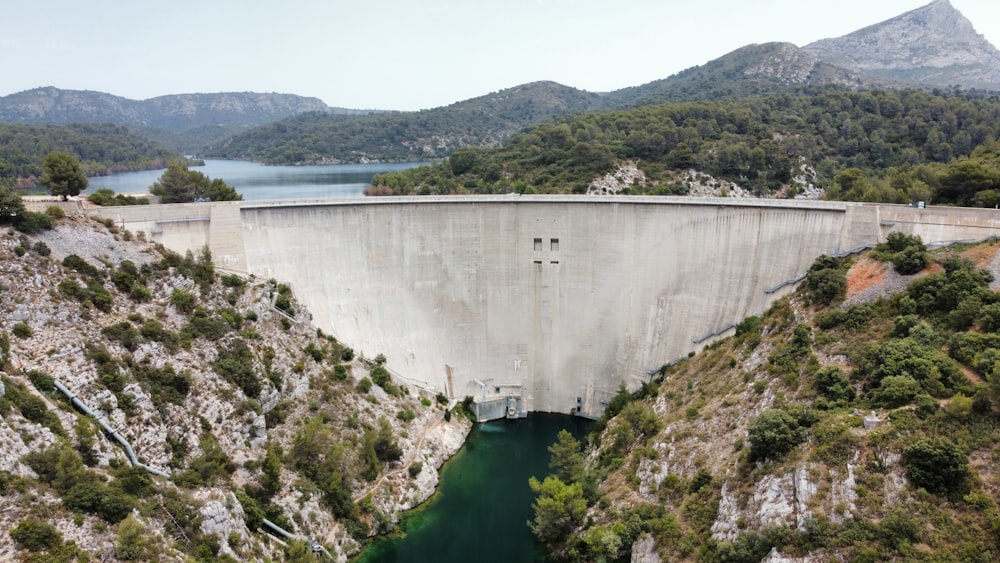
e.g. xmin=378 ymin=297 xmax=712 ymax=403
xmin=803 ymin=0 xmax=1000 ymax=89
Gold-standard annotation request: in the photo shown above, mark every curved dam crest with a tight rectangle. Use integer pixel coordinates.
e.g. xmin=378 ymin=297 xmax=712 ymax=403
xmin=93 ymin=196 xmax=1000 ymax=419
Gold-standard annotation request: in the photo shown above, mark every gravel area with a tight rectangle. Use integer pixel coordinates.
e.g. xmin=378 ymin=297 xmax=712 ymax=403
xmin=33 ymin=216 xmax=160 ymax=267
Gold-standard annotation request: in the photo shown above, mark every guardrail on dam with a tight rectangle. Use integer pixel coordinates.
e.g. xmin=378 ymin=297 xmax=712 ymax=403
xmin=93 ymin=197 xmax=1000 ymax=420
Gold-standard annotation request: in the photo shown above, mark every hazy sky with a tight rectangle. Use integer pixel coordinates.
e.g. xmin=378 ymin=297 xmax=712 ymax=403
xmin=2 ymin=0 xmax=998 ymax=111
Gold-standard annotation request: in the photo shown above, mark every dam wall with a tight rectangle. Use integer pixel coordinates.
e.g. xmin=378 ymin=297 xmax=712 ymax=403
xmin=92 ymin=197 xmax=1000 ymax=418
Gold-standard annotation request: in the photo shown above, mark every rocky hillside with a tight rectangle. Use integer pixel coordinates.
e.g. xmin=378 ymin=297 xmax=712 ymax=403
xmin=0 ymin=214 xmax=470 ymax=561
xmin=532 ymin=238 xmax=1000 ymax=562
xmin=804 ymin=0 xmax=1000 ymax=90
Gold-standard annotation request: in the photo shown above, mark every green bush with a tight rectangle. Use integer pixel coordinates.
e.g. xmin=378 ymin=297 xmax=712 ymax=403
xmin=11 ymin=322 xmax=31 ymax=339
xmin=869 ymin=375 xmax=923 ymax=408
xmin=748 ymin=409 xmax=807 ymax=462
xmin=102 ymin=321 xmax=141 ymax=351
xmin=902 ymin=437 xmax=968 ymax=494
xmin=116 ymin=513 xmax=147 ymax=560
xmin=15 ymin=211 xmax=55 ymax=233
xmin=814 ymin=365 xmax=855 ymax=404
xmin=806 ymin=255 xmax=846 ymax=305
xmin=213 ymin=339 xmax=261 ymax=398
xmin=64 ymin=479 xmax=135 ymax=522
xmin=87 ymin=188 xmax=148 ymax=207
xmin=10 ymin=518 xmax=62 ymax=552
xmin=170 ymin=288 xmax=196 ymax=314
xmin=356 ymin=377 xmax=372 ymax=393
xmin=31 ymin=241 xmax=51 ymax=256
xmin=62 ymin=254 xmax=102 ymax=279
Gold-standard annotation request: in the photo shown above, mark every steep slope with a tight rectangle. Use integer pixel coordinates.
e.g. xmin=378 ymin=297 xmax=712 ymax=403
xmin=0 ymin=216 xmax=469 ymax=561
xmin=804 ymin=0 xmax=1000 ymax=90
xmin=602 ymin=42 xmax=887 ymax=108
xmin=533 ymin=240 xmax=1000 ymax=561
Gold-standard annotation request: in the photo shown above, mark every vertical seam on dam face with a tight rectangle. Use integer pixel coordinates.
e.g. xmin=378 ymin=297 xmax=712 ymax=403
xmin=95 ymin=197 xmax=1000 ymax=420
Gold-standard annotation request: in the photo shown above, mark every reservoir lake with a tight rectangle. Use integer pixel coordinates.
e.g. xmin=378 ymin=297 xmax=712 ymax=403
xmin=85 ymin=160 xmax=426 ymax=200
xmin=356 ymin=413 xmax=591 ymax=563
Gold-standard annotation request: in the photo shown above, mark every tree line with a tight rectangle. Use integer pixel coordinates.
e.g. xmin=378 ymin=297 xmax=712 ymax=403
xmin=368 ymin=87 xmax=1000 ymax=205
xmin=0 ymin=123 xmax=181 ymax=188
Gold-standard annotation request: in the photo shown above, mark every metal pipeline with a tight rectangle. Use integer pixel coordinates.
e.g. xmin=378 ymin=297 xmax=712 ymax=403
xmin=53 ymin=379 xmax=332 ymax=558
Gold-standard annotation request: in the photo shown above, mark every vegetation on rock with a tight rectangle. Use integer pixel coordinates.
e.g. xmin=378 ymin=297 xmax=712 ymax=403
xmin=0 ymin=214 xmax=468 ymax=560
xmin=369 ymin=88 xmax=1000 ymax=203
xmin=530 ymin=237 xmax=1000 ymax=562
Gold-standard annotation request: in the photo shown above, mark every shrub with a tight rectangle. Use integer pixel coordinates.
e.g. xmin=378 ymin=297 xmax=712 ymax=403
xmin=806 ymin=255 xmax=846 ymax=305
xmin=869 ymin=375 xmax=922 ymax=408
xmin=213 ymin=339 xmax=260 ymax=398
xmin=902 ymin=437 xmax=968 ymax=494
xmin=31 ymin=241 xmax=51 ymax=256
xmin=878 ymin=506 xmax=920 ymax=550
xmin=102 ymin=321 xmax=141 ymax=351
xmin=748 ymin=409 xmax=807 ymax=462
xmin=408 ymin=462 xmax=423 ymax=478
xmin=62 ymin=254 xmax=102 ymax=279
xmin=814 ymin=365 xmax=855 ymax=405
xmin=26 ymin=369 xmax=55 ymax=394
xmin=235 ymin=489 xmax=264 ymax=531
xmin=181 ymin=308 xmax=232 ymax=341
xmin=15 ymin=211 xmax=55 ymax=233
xmin=45 ymin=205 xmax=66 ymax=219
xmin=11 ymin=322 xmax=31 ymax=339
xmin=10 ymin=518 xmax=62 ymax=552
xmin=88 ymin=188 xmax=148 ymax=207
xmin=170 ymin=288 xmax=196 ymax=314
xmin=356 ymin=377 xmax=372 ymax=393
xmin=116 ymin=513 xmax=147 ymax=560
xmin=64 ymin=479 xmax=135 ymax=522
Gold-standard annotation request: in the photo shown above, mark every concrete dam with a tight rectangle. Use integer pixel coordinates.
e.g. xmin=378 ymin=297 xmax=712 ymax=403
xmin=93 ymin=197 xmax=1000 ymax=420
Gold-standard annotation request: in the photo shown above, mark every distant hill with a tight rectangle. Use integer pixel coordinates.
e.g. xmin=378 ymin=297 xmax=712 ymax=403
xmin=202 ymin=81 xmax=603 ymax=164
xmin=0 ymin=88 xmax=366 ymax=152
xmin=804 ymin=0 xmax=1000 ymax=90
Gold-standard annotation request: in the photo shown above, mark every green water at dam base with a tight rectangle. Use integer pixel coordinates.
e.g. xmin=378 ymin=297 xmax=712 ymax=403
xmin=355 ymin=413 xmax=591 ymax=563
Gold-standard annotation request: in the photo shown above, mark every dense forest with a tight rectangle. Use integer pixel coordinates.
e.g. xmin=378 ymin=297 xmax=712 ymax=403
xmin=369 ymin=87 xmax=1000 ymax=206
xmin=201 ymin=82 xmax=603 ymax=164
xmin=0 ymin=123 xmax=182 ymax=189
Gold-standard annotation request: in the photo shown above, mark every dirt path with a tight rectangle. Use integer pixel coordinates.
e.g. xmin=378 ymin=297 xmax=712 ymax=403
xmin=353 ymin=415 xmax=445 ymax=502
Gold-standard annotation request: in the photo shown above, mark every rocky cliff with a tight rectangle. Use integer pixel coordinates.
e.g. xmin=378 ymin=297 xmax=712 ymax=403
xmin=804 ymin=0 xmax=1000 ymax=90
xmin=0 ymin=214 xmax=469 ymax=561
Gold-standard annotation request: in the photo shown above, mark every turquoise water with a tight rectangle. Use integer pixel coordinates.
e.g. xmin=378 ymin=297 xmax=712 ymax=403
xmin=355 ymin=413 xmax=591 ymax=563
xmin=83 ymin=159 xmax=426 ymax=201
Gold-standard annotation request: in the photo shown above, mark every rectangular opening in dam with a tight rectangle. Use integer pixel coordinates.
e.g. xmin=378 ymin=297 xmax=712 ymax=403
xmin=534 ymin=238 xmax=542 ymax=251
xmin=550 ymin=238 xmax=559 ymax=251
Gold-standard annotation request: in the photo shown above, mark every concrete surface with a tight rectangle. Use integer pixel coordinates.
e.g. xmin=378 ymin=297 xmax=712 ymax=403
xmin=91 ymin=196 xmax=1000 ymax=419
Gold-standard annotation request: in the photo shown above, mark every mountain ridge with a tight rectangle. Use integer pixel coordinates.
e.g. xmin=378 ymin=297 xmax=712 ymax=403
xmin=1 ymin=1 xmax=999 ymax=162
xmin=804 ymin=0 xmax=1000 ymax=89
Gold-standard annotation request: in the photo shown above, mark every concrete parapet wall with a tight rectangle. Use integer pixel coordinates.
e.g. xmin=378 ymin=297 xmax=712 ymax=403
xmin=89 ymin=197 xmax=1000 ymax=418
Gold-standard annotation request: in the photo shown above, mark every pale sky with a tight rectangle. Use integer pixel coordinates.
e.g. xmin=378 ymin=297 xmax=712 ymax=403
xmin=2 ymin=0 xmax=998 ymax=111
